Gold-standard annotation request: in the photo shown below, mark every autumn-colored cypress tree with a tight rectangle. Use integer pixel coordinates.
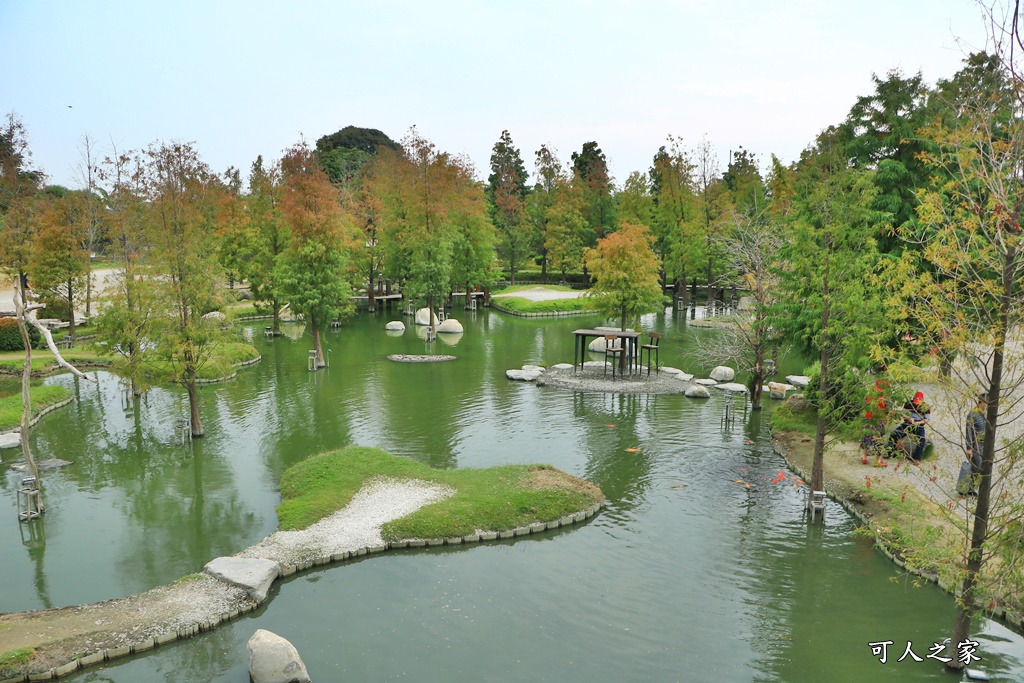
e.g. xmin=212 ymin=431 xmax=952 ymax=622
xmin=276 ymin=141 xmax=355 ymax=368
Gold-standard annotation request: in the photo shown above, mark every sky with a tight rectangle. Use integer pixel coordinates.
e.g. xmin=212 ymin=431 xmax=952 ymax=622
xmin=0 ymin=0 xmax=994 ymax=190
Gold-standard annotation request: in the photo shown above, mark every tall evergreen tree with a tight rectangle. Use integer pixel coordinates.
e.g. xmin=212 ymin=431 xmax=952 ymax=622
xmin=487 ymin=130 xmax=530 ymax=285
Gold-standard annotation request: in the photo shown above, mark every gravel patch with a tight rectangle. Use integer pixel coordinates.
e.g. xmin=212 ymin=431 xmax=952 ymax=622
xmin=537 ymin=365 xmax=692 ymax=395
xmin=239 ymin=477 xmax=455 ymax=565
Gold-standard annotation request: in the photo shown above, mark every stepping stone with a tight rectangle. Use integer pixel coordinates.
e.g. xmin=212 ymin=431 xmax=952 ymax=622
xmin=786 ymin=375 xmax=811 ymax=388
xmin=205 ymin=557 xmax=280 ymax=602
xmin=695 ymin=379 xmax=717 ymax=386
xmin=715 ymin=382 xmax=748 ymax=393
xmin=685 ymin=385 xmax=711 ymax=398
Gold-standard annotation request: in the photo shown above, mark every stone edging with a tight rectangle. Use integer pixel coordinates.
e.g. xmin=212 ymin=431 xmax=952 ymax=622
xmin=488 ymin=301 xmax=588 ymax=318
xmin=2 ymin=501 xmax=606 ymax=681
xmin=769 ymin=434 xmax=1024 ymax=632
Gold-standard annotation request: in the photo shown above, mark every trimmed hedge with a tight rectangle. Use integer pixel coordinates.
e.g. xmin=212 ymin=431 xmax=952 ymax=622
xmin=0 ymin=318 xmax=40 ymax=352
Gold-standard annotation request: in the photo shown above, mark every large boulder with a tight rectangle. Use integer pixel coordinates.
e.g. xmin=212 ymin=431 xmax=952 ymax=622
xmin=202 ymin=311 xmax=227 ymax=323
xmin=237 ymin=289 xmax=255 ymax=301
xmin=385 ymin=321 xmax=406 ymax=332
xmin=437 ymin=318 xmax=464 ymax=333
xmin=204 ymin=557 xmax=280 ymax=603
xmin=414 ymin=308 xmax=440 ymax=327
xmin=768 ymin=381 xmax=788 ymax=400
xmin=709 ymin=366 xmax=735 ymax=382
xmin=248 ymin=629 xmax=311 ymax=683
xmin=685 ymin=385 xmax=711 ymax=398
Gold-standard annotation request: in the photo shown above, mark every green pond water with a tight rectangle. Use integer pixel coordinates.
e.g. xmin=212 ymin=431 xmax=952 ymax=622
xmin=1 ymin=307 xmax=1022 ymax=681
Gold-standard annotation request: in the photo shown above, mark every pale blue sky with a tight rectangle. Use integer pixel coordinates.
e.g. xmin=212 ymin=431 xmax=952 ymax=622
xmin=0 ymin=0 xmax=990 ymax=189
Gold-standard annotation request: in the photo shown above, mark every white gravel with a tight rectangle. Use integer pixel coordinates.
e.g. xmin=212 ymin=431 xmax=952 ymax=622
xmin=238 ymin=477 xmax=456 ymax=566
xmin=492 ymin=286 xmax=585 ymax=302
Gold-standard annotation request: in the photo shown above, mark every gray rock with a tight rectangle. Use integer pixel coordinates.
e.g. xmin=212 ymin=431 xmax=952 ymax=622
xmin=715 ymin=382 xmax=748 ymax=393
xmin=695 ymin=378 xmax=718 ymax=386
xmin=506 ymin=369 xmax=542 ymax=381
xmin=551 ymin=363 xmax=574 ymax=370
xmin=0 ymin=431 xmax=20 ymax=449
xmin=786 ymin=375 xmax=811 ymax=388
xmin=247 ymin=629 xmax=311 ymax=683
xmin=204 ymin=557 xmax=280 ymax=602
xmin=201 ymin=311 xmax=227 ymax=323
xmin=384 ymin=321 xmax=406 ymax=332
xmin=676 ymin=373 xmax=694 ymax=382
xmin=768 ymin=381 xmax=788 ymax=400
xmin=709 ymin=366 xmax=735 ymax=382
xmin=438 ymin=318 xmax=464 ymax=333
xmin=237 ymin=289 xmax=255 ymax=301
xmin=685 ymin=385 xmax=711 ymax=398
xmin=659 ymin=367 xmax=683 ymax=376
xmin=521 ymin=364 xmax=546 ymax=373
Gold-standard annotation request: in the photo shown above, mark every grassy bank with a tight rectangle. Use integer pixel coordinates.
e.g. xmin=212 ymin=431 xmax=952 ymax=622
xmin=493 ymin=297 xmax=587 ymax=314
xmin=0 ymin=384 xmax=73 ymax=431
xmin=277 ymin=445 xmax=604 ymax=539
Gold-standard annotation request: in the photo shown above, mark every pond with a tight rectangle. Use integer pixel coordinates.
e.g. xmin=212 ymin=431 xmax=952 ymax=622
xmin=1 ymin=307 xmax=1022 ymax=681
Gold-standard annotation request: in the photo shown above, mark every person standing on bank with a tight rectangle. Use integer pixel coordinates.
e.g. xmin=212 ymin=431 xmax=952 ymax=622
xmin=959 ymin=393 xmax=988 ymax=495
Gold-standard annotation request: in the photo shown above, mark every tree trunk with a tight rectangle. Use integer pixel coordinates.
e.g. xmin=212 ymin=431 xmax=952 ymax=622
xmin=367 ymin=267 xmax=376 ymax=312
xmin=186 ymin=366 xmax=204 ymax=438
xmin=67 ymin=278 xmax=76 ymax=344
xmin=540 ymin=249 xmax=548 ymax=283
xmin=272 ymin=295 xmax=281 ymax=334
xmin=947 ymin=245 xmax=1017 ymax=669
xmin=751 ymin=363 xmax=764 ymax=411
xmin=85 ymin=266 xmax=92 ymax=316
xmin=16 ymin=279 xmax=40 ymax=489
xmin=312 ymin=318 xmax=325 ymax=368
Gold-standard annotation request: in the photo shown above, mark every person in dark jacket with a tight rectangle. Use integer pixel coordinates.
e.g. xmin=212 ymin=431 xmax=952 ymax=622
xmin=962 ymin=393 xmax=988 ymax=494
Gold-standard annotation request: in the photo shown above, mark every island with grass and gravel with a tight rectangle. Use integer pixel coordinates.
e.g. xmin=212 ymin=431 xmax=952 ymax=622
xmin=0 ymin=446 xmax=604 ymax=681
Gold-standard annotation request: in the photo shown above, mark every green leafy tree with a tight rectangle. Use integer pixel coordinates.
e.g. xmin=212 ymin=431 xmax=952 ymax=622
xmin=528 ymin=143 xmax=564 ymax=282
xmin=314 ymin=125 xmax=399 ymax=188
xmin=650 ymin=136 xmax=701 ymax=306
xmin=276 ymin=141 xmax=356 ymax=368
xmin=583 ymin=221 xmax=664 ymax=343
xmin=616 ymin=171 xmax=654 ymax=229
xmin=371 ymin=128 xmax=488 ymax=336
xmin=143 ymin=141 xmax=225 ymax=437
xmin=571 ymin=141 xmax=616 ymax=244
xmin=722 ymin=146 xmax=766 ymax=218
xmin=887 ymin=42 xmax=1024 ymax=664
xmin=95 ymin=145 xmax=154 ymax=398
xmin=695 ymin=136 xmax=730 ymax=304
xmin=0 ymin=112 xmax=45 ymax=485
xmin=773 ymin=128 xmax=884 ymax=503
xmin=545 ymin=176 xmax=587 ymax=284
xmin=487 ymin=130 xmax=530 ymax=285
xmin=30 ymin=194 xmax=89 ymax=341
xmin=839 ymin=69 xmax=932 ymax=254
xmin=244 ymin=155 xmax=290 ymax=332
